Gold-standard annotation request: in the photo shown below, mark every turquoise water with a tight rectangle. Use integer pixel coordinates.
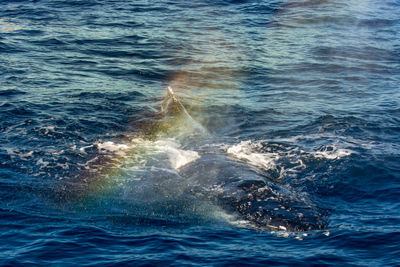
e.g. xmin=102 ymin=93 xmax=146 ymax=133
xmin=1 ymin=0 xmax=399 ymax=265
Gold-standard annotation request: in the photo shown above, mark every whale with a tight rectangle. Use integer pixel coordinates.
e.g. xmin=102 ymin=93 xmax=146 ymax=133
xmin=70 ymin=87 xmax=327 ymax=232
xmin=140 ymin=87 xmax=327 ymax=231
xmin=177 ymin=153 xmax=327 ymax=231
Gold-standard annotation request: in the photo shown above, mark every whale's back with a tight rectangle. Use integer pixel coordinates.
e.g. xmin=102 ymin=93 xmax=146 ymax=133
xmin=178 ymin=154 xmax=327 ymax=231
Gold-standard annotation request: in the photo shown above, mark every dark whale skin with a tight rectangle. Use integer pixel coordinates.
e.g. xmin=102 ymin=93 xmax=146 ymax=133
xmin=178 ymin=154 xmax=327 ymax=232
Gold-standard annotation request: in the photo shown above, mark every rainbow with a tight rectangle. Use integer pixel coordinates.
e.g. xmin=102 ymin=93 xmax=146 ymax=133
xmin=61 ymin=87 xmax=327 ymax=232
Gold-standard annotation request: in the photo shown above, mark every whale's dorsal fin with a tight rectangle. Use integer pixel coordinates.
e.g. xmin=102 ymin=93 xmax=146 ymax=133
xmin=161 ymin=86 xmax=209 ymax=136
xmin=161 ymin=86 xmax=175 ymax=112
xmin=167 ymin=86 xmax=176 ymax=100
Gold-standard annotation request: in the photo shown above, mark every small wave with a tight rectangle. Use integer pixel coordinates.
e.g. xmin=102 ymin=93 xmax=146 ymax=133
xmin=0 ymin=18 xmax=21 ymax=32
xmin=0 ymin=89 xmax=26 ymax=97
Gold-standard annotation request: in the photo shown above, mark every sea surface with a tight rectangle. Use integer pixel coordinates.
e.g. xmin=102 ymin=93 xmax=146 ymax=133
xmin=1 ymin=0 xmax=399 ymax=266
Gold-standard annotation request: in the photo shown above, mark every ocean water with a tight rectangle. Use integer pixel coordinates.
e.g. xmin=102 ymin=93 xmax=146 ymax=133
xmin=1 ymin=0 xmax=399 ymax=265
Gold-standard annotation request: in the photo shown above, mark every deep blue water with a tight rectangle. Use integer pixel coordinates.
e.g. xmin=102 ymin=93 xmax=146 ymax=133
xmin=1 ymin=0 xmax=400 ymax=265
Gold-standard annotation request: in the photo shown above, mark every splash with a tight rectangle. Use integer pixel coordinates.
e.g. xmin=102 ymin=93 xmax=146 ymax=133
xmin=64 ymin=87 xmax=329 ymax=232
xmin=62 ymin=89 xmax=215 ymax=224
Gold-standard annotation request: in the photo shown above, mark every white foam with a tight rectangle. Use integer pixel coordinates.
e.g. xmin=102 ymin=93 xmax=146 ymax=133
xmin=228 ymin=138 xmax=354 ymax=166
xmin=276 ymin=133 xmax=358 ymax=159
xmin=152 ymin=139 xmax=200 ymax=169
xmin=227 ymin=140 xmax=279 ymax=169
xmin=90 ymin=138 xmax=199 ymax=171
xmin=227 ymin=140 xmax=280 ymax=171
xmin=225 ymin=138 xmax=356 ymax=182
xmin=96 ymin=141 xmax=130 ymax=154
xmin=313 ymin=146 xmax=353 ymax=160
xmin=79 ymin=145 xmax=93 ymax=153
